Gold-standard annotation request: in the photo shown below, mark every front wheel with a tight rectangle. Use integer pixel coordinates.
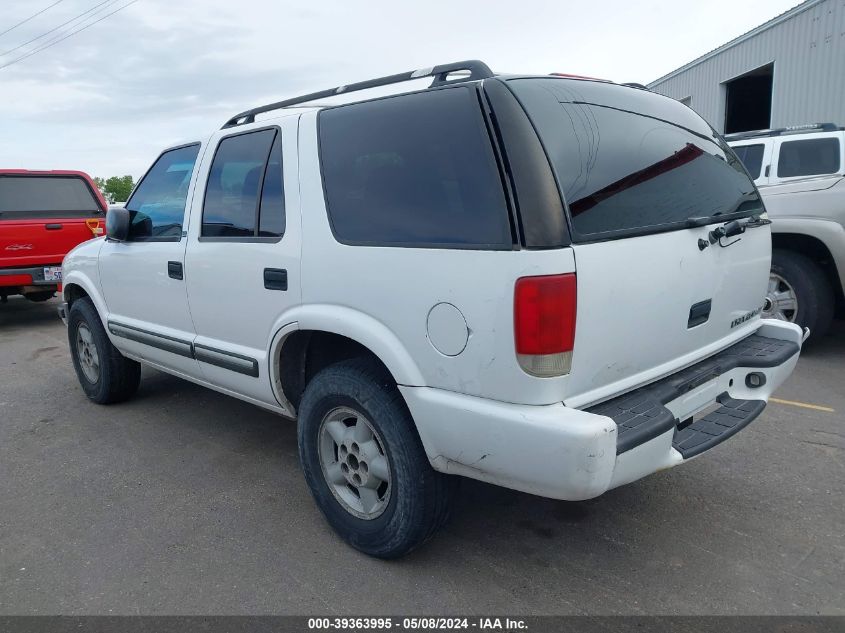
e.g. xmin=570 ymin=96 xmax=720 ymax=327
xmin=764 ymin=250 xmax=834 ymax=342
xmin=297 ymin=358 xmax=454 ymax=558
xmin=68 ymin=297 xmax=141 ymax=404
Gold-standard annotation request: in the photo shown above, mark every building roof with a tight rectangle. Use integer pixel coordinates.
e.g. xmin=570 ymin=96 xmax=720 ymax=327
xmin=648 ymin=0 xmax=825 ymax=87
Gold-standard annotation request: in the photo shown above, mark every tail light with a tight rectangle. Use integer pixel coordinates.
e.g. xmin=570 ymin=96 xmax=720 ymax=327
xmin=514 ymin=273 xmax=576 ymax=377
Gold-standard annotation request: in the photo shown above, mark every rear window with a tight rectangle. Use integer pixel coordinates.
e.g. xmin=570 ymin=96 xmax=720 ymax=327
xmin=507 ymin=78 xmax=762 ymax=240
xmin=776 ymin=137 xmax=841 ymax=178
xmin=732 ymin=144 xmax=765 ymax=179
xmin=318 ymin=86 xmax=512 ymax=249
xmin=0 ymin=176 xmax=102 ymax=219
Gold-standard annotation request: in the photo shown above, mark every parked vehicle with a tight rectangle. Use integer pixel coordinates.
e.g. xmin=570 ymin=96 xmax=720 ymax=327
xmin=60 ymin=61 xmax=803 ymax=558
xmin=1 ymin=169 xmax=106 ymax=303
xmin=727 ymin=124 xmax=845 ymax=340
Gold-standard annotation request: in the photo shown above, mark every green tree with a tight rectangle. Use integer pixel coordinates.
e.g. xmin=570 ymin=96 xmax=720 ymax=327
xmin=92 ymin=176 xmax=107 ymax=199
xmin=94 ymin=175 xmax=135 ymax=203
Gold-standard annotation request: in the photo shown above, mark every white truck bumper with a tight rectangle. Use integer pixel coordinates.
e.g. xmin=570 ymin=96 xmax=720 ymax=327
xmin=401 ymin=319 xmax=803 ymax=501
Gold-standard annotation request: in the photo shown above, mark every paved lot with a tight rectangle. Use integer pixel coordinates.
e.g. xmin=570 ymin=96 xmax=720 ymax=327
xmin=1 ymin=297 xmax=843 ymax=615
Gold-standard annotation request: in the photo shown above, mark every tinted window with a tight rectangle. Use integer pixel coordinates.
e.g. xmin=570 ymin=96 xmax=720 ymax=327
xmin=202 ymin=129 xmax=281 ymax=238
xmin=0 ymin=176 xmax=102 ymax=219
xmin=319 ymin=87 xmax=511 ymax=248
xmin=732 ymin=144 xmax=765 ymax=179
xmin=259 ymin=134 xmax=285 ymax=237
xmin=508 ymin=78 xmax=762 ymax=240
xmin=126 ymin=144 xmax=200 ymax=240
xmin=777 ymin=137 xmax=840 ymax=178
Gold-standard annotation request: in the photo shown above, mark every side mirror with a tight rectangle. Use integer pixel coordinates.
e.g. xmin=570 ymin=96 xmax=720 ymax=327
xmin=105 ymin=206 xmax=130 ymax=242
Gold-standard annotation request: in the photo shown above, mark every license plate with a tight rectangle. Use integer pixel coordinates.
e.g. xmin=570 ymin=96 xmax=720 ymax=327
xmin=43 ymin=266 xmax=62 ymax=282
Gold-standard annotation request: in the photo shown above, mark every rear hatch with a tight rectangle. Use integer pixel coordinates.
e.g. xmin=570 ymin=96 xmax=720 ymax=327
xmin=507 ymin=78 xmax=771 ymax=406
xmin=0 ymin=173 xmax=105 ymax=269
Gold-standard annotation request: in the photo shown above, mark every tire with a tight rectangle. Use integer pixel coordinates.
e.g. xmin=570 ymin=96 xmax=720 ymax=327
xmin=297 ymin=357 xmax=454 ymax=558
xmin=767 ymin=249 xmax=835 ymax=342
xmin=68 ymin=297 xmax=141 ymax=404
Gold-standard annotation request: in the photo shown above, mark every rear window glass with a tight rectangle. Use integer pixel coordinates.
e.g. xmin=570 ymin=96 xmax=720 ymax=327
xmin=318 ymin=86 xmax=512 ymax=248
xmin=507 ymin=78 xmax=762 ymax=240
xmin=732 ymin=144 xmax=765 ymax=179
xmin=777 ymin=137 xmax=840 ymax=178
xmin=0 ymin=176 xmax=101 ymax=219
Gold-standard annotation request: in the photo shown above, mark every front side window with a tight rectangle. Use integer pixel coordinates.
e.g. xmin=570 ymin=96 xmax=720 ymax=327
xmin=0 ymin=176 xmax=103 ymax=219
xmin=777 ymin=137 xmax=841 ymax=178
xmin=318 ymin=86 xmax=511 ymax=248
xmin=202 ymin=128 xmax=285 ymax=238
xmin=732 ymin=144 xmax=765 ymax=179
xmin=125 ymin=144 xmax=200 ymax=240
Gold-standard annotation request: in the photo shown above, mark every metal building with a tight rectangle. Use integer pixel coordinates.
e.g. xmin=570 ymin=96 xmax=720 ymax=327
xmin=648 ymin=0 xmax=845 ymax=134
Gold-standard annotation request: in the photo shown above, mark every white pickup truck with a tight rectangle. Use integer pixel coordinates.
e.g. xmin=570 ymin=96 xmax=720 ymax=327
xmin=728 ymin=124 xmax=845 ymax=341
xmin=60 ymin=61 xmax=803 ymax=558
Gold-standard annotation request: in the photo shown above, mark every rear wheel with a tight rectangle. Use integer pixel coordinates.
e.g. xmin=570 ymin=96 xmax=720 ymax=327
xmin=297 ymin=358 xmax=454 ymax=558
xmin=765 ymin=249 xmax=834 ymax=342
xmin=68 ymin=297 xmax=141 ymax=404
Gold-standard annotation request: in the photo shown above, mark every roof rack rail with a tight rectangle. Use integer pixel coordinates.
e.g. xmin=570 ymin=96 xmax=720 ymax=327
xmin=222 ymin=60 xmax=494 ymax=129
xmin=724 ymin=123 xmax=842 ymax=141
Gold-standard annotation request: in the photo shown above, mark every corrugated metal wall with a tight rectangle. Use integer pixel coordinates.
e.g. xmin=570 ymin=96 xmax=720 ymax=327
xmin=648 ymin=0 xmax=845 ymax=132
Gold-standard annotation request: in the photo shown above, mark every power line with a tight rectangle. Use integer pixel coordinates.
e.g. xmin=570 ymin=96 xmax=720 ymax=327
xmin=1 ymin=0 xmax=118 ymax=58
xmin=0 ymin=0 xmax=65 ymax=38
xmin=0 ymin=0 xmax=138 ymax=72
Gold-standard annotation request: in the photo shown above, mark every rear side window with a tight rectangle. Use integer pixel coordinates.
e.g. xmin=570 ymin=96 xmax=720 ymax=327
xmin=507 ymin=78 xmax=762 ymax=240
xmin=126 ymin=144 xmax=200 ymax=240
xmin=202 ymin=128 xmax=285 ymax=239
xmin=732 ymin=144 xmax=765 ymax=179
xmin=777 ymin=138 xmax=840 ymax=178
xmin=0 ymin=176 xmax=101 ymax=219
xmin=318 ymin=87 xmax=512 ymax=248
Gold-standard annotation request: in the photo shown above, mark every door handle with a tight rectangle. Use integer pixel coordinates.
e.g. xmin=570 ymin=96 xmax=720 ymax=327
xmin=45 ymin=223 xmax=63 ymax=230
xmin=168 ymin=261 xmax=184 ymax=280
xmin=263 ymin=268 xmax=287 ymax=291
xmin=688 ymin=299 xmax=712 ymax=328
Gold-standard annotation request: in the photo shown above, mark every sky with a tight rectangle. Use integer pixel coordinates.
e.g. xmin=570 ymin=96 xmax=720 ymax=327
xmin=0 ymin=0 xmax=801 ymax=180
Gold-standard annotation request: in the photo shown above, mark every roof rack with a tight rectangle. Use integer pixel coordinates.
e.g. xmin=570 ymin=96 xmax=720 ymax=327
xmin=724 ymin=123 xmax=843 ymax=141
xmin=222 ymin=60 xmax=494 ymax=129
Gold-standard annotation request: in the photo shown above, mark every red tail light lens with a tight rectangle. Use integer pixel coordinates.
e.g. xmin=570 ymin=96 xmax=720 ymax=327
xmin=514 ymin=273 xmax=576 ymax=376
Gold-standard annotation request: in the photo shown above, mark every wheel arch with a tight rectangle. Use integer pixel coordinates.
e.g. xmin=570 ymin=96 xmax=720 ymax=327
xmin=268 ymin=306 xmax=425 ymax=413
xmin=62 ymin=273 xmax=109 ymax=322
xmin=771 ymin=231 xmax=843 ymax=304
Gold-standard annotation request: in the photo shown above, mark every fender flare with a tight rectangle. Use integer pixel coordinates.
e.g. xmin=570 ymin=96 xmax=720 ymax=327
xmin=267 ymin=304 xmax=426 ymax=407
xmin=62 ymin=272 xmax=109 ymax=323
xmin=771 ymin=218 xmax=845 ymax=292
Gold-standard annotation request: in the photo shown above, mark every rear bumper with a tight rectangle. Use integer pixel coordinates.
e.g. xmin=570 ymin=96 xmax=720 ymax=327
xmin=0 ymin=265 xmax=60 ymax=287
xmin=401 ymin=319 xmax=802 ymax=501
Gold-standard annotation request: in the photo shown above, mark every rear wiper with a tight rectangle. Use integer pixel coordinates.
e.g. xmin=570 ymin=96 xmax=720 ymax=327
xmin=686 ymin=194 xmax=764 ymax=228
xmin=695 ymin=214 xmax=771 ymax=250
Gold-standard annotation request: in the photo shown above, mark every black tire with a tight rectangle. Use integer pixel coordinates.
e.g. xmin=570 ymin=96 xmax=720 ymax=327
xmin=25 ymin=291 xmax=55 ymax=302
xmin=297 ymin=357 xmax=454 ymax=558
xmin=68 ymin=297 xmax=141 ymax=404
xmin=770 ymin=249 xmax=834 ymax=342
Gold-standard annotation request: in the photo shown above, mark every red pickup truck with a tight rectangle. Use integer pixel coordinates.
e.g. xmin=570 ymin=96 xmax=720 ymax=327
xmin=1 ymin=170 xmax=107 ymax=303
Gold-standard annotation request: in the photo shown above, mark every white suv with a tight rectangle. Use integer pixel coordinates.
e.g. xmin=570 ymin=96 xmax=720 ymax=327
xmin=727 ymin=124 xmax=845 ymax=340
xmin=60 ymin=61 xmax=804 ymax=558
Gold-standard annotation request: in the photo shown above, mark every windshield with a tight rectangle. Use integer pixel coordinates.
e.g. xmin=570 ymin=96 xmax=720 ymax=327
xmin=0 ymin=175 xmax=102 ymax=219
xmin=507 ymin=78 xmax=763 ymax=240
